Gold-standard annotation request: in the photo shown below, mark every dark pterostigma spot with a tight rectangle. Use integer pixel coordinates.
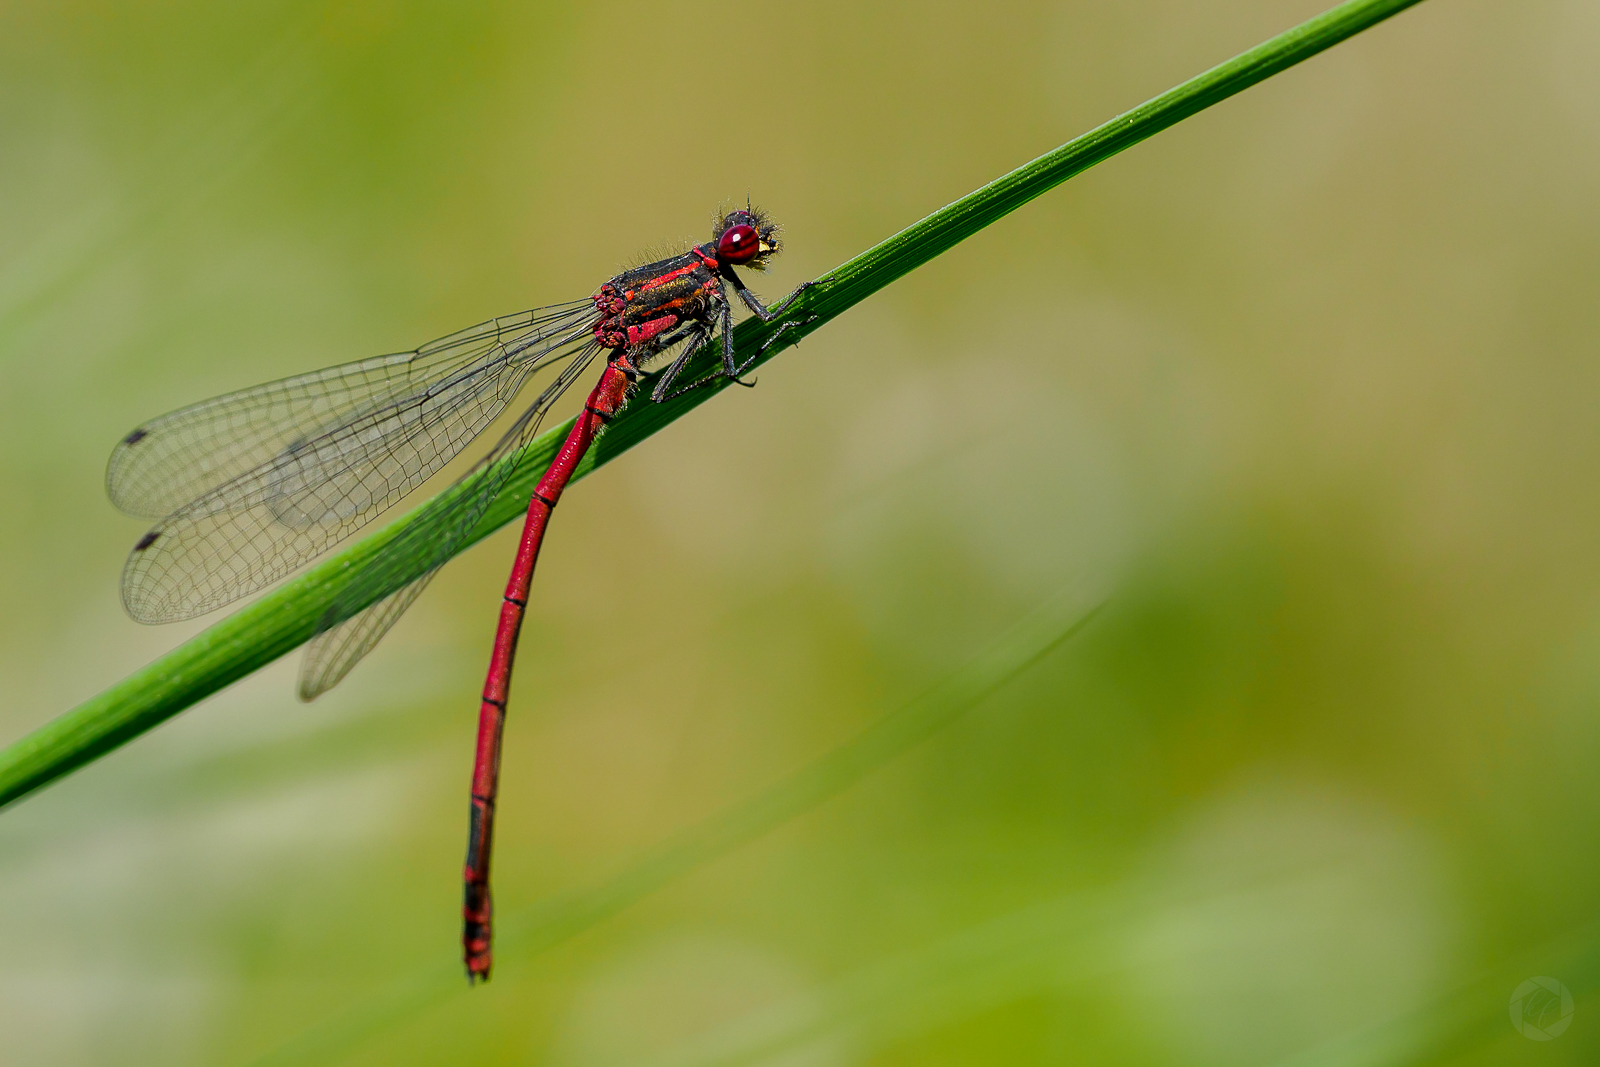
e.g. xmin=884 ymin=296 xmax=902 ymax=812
xmin=123 ymin=428 xmax=148 ymax=445
xmin=134 ymin=532 xmax=160 ymax=551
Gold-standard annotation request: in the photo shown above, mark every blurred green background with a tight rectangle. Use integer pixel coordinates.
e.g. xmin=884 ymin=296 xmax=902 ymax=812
xmin=3 ymin=0 xmax=1599 ymax=1063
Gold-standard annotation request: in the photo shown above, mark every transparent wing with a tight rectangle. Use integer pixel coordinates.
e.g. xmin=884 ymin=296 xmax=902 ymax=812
xmin=117 ymin=303 xmax=597 ymax=623
xmin=293 ymin=343 xmax=605 ymax=697
xmin=108 ymin=304 xmax=592 ymax=519
xmin=298 ymin=572 xmax=436 ymax=701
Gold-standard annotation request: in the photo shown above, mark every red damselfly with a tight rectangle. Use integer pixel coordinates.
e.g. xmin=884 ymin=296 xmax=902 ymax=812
xmin=107 ymin=207 xmax=808 ymax=981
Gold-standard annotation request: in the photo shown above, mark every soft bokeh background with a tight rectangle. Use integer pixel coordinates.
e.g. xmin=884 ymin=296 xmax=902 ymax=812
xmin=3 ymin=0 xmax=1599 ymax=1063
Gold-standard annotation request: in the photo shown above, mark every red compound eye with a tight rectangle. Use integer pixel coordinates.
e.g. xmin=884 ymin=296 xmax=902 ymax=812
xmin=717 ymin=223 xmax=760 ymax=264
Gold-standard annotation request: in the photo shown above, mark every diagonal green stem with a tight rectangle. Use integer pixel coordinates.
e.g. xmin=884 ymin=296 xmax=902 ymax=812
xmin=0 ymin=0 xmax=1427 ymax=809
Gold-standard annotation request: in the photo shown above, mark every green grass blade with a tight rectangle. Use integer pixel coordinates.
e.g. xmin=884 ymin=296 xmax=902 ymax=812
xmin=0 ymin=0 xmax=1427 ymax=808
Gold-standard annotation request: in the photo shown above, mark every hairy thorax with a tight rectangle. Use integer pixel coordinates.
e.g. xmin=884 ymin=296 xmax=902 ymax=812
xmin=591 ymin=247 xmax=721 ymax=351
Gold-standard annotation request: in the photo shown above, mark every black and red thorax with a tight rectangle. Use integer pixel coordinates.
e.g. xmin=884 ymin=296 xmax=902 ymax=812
xmin=591 ymin=244 xmax=723 ymax=352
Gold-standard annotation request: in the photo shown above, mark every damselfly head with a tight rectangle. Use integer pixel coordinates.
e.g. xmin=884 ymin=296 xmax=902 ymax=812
xmin=713 ymin=207 xmax=781 ymax=270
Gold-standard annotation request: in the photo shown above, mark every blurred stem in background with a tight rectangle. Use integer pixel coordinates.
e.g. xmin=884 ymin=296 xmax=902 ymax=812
xmin=261 ymin=563 xmax=1600 ymax=1067
xmin=257 ymin=590 xmax=1103 ymax=1065
xmin=0 ymin=0 xmax=1428 ymax=811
